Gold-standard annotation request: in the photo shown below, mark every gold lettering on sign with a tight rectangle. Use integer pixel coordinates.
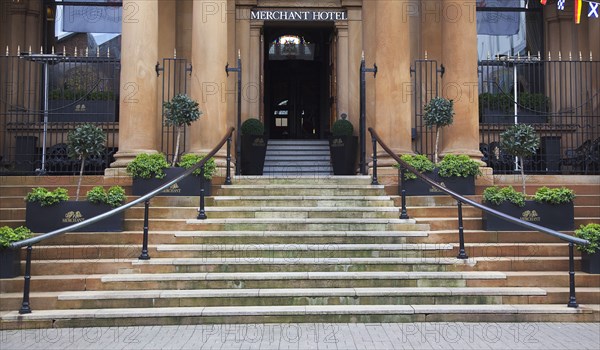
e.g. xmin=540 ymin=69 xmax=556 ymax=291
xmin=63 ymin=211 xmax=85 ymax=223
xmin=164 ymin=183 xmax=182 ymax=194
xmin=520 ymin=210 xmax=541 ymax=222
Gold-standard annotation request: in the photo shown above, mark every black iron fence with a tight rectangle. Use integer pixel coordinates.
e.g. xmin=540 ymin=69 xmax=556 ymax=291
xmin=0 ymin=52 xmax=119 ymax=175
xmin=478 ymin=57 xmax=600 ymax=175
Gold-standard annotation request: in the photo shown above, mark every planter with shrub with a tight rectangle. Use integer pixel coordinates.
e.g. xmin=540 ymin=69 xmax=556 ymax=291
xmin=0 ymin=226 xmax=33 ymax=278
xmin=128 ymin=153 xmax=216 ymax=196
xmin=482 ymin=186 xmax=575 ymax=231
xmin=395 ymin=154 xmax=481 ymax=195
xmin=25 ymin=186 xmax=126 ymax=233
xmin=329 ymin=118 xmax=357 ymax=175
xmin=575 ymin=223 xmax=600 ymax=274
xmin=241 ymin=118 xmax=267 ymax=175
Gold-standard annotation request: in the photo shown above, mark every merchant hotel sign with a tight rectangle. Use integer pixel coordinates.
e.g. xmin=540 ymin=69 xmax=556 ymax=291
xmin=249 ymin=8 xmax=348 ymax=21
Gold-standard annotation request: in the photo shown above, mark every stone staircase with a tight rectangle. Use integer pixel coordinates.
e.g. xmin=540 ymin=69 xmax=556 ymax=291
xmin=0 ymin=175 xmax=599 ymax=328
xmin=263 ymin=139 xmax=332 ymax=175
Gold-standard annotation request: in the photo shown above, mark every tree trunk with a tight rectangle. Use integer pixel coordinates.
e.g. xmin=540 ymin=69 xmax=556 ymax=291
xmin=172 ymin=126 xmax=182 ymax=167
xmin=76 ymin=158 xmax=85 ymax=201
xmin=519 ymin=156 xmax=526 ymax=194
xmin=434 ymin=127 xmax=440 ymax=164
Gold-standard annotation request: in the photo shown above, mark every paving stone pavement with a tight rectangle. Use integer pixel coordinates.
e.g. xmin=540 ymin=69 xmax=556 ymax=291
xmin=1 ymin=323 xmax=599 ymax=350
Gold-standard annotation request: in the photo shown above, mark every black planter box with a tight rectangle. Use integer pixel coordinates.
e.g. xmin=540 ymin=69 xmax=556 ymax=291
xmin=0 ymin=249 xmax=21 ymax=278
xmin=581 ymin=252 xmax=600 ymax=274
xmin=482 ymin=200 xmax=574 ymax=231
xmin=400 ymin=169 xmax=475 ymax=196
xmin=25 ymin=201 xmax=124 ymax=233
xmin=49 ymin=100 xmax=116 ymax=122
xmin=132 ymin=168 xmax=212 ymax=196
xmin=241 ymin=135 xmax=267 ymax=175
xmin=330 ymin=135 xmax=358 ymax=175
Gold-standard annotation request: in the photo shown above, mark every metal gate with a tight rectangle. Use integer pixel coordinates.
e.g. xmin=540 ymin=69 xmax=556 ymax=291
xmin=157 ymin=57 xmax=192 ymax=164
xmin=410 ymin=59 xmax=444 ymax=159
xmin=0 ymin=51 xmax=119 ymax=175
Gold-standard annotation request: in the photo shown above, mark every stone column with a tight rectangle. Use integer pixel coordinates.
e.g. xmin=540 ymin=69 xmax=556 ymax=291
xmin=372 ymin=0 xmax=413 ymax=166
xmin=110 ymin=0 xmax=159 ymax=172
xmin=249 ymin=22 xmax=262 ymax=120
xmin=336 ymin=23 xmax=350 ymax=125
xmin=440 ymin=0 xmax=482 ymax=160
xmin=156 ymin=0 xmax=177 ymax=149
xmin=346 ymin=6 xmax=362 ymax=130
xmin=189 ymin=0 xmax=229 ymax=159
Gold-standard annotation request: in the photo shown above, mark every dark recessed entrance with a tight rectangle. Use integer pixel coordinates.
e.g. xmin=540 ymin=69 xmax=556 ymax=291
xmin=264 ymin=25 xmax=333 ymax=139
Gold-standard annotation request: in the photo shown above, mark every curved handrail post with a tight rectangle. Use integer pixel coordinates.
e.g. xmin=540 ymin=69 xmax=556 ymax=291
xmin=456 ymin=201 xmax=468 ymax=259
xmin=399 ymin=166 xmax=409 ymax=219
xmin=18 ymin=245 xmax=33 ymax=314
xmin=198 ymin=164 xmax=207 ymax=220
xmin=568 ymin=242 xmax=578 ymax=307
xmin=225 ymin=136 xmax=232 ymax=185
xmin=371 ymin=133 xmax=379 ymax=185
xmin=139 ymin=200 xmax=151 ymax=260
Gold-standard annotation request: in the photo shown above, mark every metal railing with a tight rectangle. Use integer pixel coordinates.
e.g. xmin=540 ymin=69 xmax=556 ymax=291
xmin=9 ymin=127 xmax=235 ymax=314
xmin=369 ymin=127 xmax=589 ymax=308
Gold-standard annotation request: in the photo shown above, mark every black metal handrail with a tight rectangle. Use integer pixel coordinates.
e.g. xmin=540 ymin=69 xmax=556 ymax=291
xmin=368 ymin=127 xmax=589 ymax=308
xmin=10 ymin=127 xmax=235 ymax=314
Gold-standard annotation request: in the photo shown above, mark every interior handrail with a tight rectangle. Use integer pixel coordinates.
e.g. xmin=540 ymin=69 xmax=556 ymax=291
xmin=10 ymin=127 xmax=235 ymax=249
xmin=368 ymin=127 xmax=588 ymax=246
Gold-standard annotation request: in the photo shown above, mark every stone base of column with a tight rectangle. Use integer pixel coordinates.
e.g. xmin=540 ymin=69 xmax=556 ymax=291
xmin=109 ymin=149 xmax=160 ymax=169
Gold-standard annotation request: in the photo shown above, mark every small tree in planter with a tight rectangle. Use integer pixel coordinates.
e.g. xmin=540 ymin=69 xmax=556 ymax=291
xmin=241 ymin=118 xmax=267 ymax=175
xmin=163 ymin=94 xmax=202 ymax=166
xmin=575 ymin=223 xmax=600 ymax=274
xmin=0 ymin=226 xmax=33 ymax=278
xmin=67 ymin=123 xmax=106 ymax=200
xmin=330 ymin=118 xmax=357 ymax=175
xmin=499 ymin=123 xmax=540 ymax=194
xmin=423 ymin=97 xmax=454 ymax=164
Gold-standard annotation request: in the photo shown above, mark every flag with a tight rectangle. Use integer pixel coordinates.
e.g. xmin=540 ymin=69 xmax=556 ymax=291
xmin=575 ymin=0 xmax=583 ymax=23
xmin=477 ymin=0 xmax=521 ymax=36
xmin=63 ymin=0 xmax=122 ymax=33
xmin=589 ymin=2 xmax=600 ymax=18
xmin=557 ymin=0 xmax=565 ymax=10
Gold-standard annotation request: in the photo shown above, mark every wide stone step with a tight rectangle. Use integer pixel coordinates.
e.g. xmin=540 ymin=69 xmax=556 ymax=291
xmin=217 ymin=186 xmax=385 ymax=196
xmin=0 ymin=287 xmax=548 ymax=311
xmin=1 ymin=304 xmax=595 ymax=329
xmin=213 ymin=195 xmax=395 ymax=207
xmin=232 ymin=176 xmax=373 ymax=185
xmin=203 ymin=207 xmax=400 ymax=219
xmin=265 ymin=156 xmax=331 ymax=161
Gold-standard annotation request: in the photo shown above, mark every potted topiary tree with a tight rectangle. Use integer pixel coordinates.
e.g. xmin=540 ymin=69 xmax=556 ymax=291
xmin=127 ymin=153 xmax=217 ymax=196
xmin=329 ymin=117 xmax=357 ymax=175
xmin=423 ymin=97 xmax=454 ymax=164
xmin=482 ymin=124 xmax=575 ymax=231
xmin=575 ymin=223 xmax=600 ymax=274
xmin=25 ymin=123 xmax=126 ymax=233
xmin=163 ymin=94 xmax=202 ymax=166
xmin=0 ymin=226 xmax=33 ymax=278
xmin=240 ymin=118 xmax=267 ymax=175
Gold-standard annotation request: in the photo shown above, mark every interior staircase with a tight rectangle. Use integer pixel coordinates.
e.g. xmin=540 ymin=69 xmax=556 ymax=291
xmin=0 ymin=174 xmax=599 ymax=328
xmin=263 ymin=140 xmax=333 ymax=175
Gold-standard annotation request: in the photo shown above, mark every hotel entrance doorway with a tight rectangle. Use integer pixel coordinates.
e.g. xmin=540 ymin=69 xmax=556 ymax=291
xmin=264 ymin=25 xmax=333 ymax=139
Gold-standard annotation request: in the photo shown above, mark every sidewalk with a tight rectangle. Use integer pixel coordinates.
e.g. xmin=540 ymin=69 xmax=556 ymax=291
xmin=1 ymin=322 xmax=599 ymax=349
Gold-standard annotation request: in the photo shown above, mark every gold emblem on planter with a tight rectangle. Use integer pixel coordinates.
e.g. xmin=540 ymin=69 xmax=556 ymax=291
xmin=164 ymin=183 xmax=182 ymax=193
xmin=63 ymin=211 xmax=85 ymax=223
xmin=520 ymin=210 xmax=541 ymax=222
xmin=331 ymin=138 xmax=345 ymax=147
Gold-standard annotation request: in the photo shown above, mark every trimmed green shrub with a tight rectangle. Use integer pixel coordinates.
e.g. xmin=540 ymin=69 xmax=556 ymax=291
xmin=126 ymin=153 xmax=169 ymax=179
xmin=86 ymin=186 xmax=126 ymax=208
xmin=163 ymin=94 xmax=202 ymax=166
xmin=178 ymin=154 xmax=217 ymax=180
xmin=241 ymin=118 xmax=264 ymax=136
xmin=331 ymin=119 xmax=354 ymax=137
xmin=0 ymin=226 xmax=33 ymax=249
xmin=533 ymin=187 xmax=575 ymax=205
xmin=575 ymin=223 xmax=600 ymax=254
xmin=395 ymin=155 xmax=435 ymax=180
xmin=437 ymin=155 xmax=482 ymax=178
xmin=483 ymin=186 xmax=527 ymax=207
xmin=25 ymin=187 xmax=69 ymax=207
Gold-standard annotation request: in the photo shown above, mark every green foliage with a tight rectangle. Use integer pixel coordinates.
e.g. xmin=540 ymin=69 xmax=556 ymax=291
xmin=482 ymin=186 xmax=527 ymax=207
xmin=25 ymin=187 xmax=69 ymax=207
xmin=0 ymin=226 xmax=33 ymax=249
xmin=331 ymin=119 xmax=354 ymax=137
xmin=500 ymin=124 xmax=540 ymax=159
xmin=178 ymin=154 xmax=217 ymax=180
xmin=126 ymin=153 xmax=169 ymax=179
xmin=518 ymin=92 xmax=550 ymax=113
xmin=437 ymin=155 xmax=482 ymax=178
xmin=533 ymin=187 xmax=575 ymax=205
xmin=423 ymin=97 xmax=454 ymax=129
xmin=49 ymin=89 xmax=114 ymax=101
xmin=241 ymin=118 xmax=264 ymax=136
xmin=478 ymin=92 xmax=549 ymax=113
xmin=67 ymin=124 xmax=106 ymax=161
xmin=395 ymin=155 xmax=435 ymax=180
xmin=163 ymin=94 xmax=202 ymax=127
xmin=574 ymin=223 xmax=600 ymax=254
xmin=479 ymin=92 xmax=513 ymax=113
xmin=86 ymin=186 xmax=126 ymax=208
